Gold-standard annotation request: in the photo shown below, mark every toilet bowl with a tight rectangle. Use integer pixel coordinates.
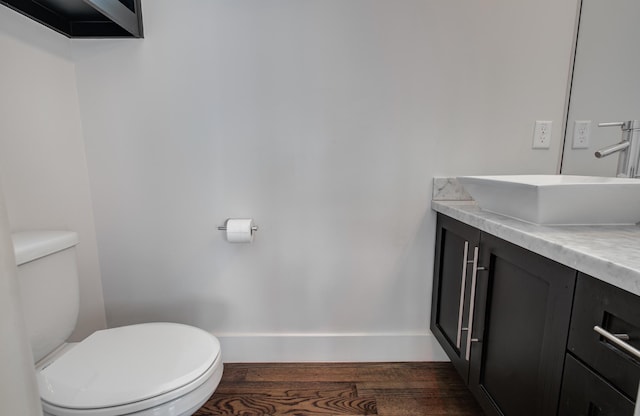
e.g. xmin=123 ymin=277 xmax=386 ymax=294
xmin=13 ymin=231 xmax=223 ymax=416
xmin=38 ymin=323 xmax=223 ymax=416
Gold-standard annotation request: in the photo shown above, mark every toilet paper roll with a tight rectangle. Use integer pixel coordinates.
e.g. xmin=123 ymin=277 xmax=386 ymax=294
xmin=225 ymin=218 xmax=255 ymax=243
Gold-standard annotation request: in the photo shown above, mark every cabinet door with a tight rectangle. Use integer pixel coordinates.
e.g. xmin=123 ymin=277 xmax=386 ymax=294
xmin=431 ymin=214 xmax=481 ymax=383
xmin=469 ymin=233 xmax=576 ymax=416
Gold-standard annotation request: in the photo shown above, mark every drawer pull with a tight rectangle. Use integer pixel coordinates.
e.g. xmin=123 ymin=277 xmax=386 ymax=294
xmin=593 ymin=326 xmax=640 ymax=360
xmin=456 ymin=242 xmax=470 ymax=349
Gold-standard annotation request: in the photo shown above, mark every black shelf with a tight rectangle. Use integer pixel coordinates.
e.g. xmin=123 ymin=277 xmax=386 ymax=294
xmin=1 ymin=0 xmax=143 ymax=38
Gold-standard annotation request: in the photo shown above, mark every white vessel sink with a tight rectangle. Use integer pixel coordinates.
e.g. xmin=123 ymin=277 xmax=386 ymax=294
xmin=457 ymin=175 xmax=640 ymax=225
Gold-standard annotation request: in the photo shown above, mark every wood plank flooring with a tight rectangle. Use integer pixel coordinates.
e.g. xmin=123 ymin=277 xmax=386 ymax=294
xmin=195 ymin=362 xmax=485 ymax=415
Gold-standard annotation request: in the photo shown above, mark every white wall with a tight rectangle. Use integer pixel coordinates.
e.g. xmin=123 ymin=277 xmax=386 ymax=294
xmin=0 ymin=180 xmax=42 ymax=416
xmin=72 ymin=0 xmax=579 ymax=361
xmin=0 ymin=7 xmax=106 ymax=340
xmin=561 ymin=0 xmax=640 ymax=176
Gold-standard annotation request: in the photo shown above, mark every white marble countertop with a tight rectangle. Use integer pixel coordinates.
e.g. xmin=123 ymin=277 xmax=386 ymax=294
xmin=432 ymin=200 xmax=640 ymax=297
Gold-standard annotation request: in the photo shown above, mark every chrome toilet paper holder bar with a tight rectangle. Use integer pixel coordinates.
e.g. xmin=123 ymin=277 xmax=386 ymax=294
xmin=217 ymin=224 xmax=259 ymax=232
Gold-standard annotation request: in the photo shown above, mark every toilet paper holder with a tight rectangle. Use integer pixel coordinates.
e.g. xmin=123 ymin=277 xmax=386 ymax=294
xmin=217 ymin=223 xmax=259 ymax=232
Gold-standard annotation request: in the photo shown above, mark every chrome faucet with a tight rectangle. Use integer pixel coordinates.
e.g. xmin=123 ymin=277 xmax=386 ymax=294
xmin=595 ymin=120 xmax=640 ymax=178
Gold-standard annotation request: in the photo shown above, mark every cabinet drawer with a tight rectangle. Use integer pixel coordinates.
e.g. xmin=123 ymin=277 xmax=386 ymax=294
xmin=567 ymin=273 xmax=640 ymax=399
xmin=559 ymin=354 xmax=634 ymax=416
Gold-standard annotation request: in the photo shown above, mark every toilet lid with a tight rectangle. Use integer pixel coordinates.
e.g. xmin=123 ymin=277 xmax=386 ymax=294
xmin=37 ymin=323 xmax=220 ymax=410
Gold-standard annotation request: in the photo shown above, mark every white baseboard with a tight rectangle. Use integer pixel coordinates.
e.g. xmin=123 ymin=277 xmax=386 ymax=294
xmin=215 ymin=332 xmax=449 ymax=363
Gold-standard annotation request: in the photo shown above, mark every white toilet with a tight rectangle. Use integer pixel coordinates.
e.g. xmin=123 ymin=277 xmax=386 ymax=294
xmin=13 ymin=230 xmax=223 ymax=416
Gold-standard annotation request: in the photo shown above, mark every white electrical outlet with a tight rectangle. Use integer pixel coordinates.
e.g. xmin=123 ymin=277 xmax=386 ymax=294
xmin=572 ymin=120 xmax=591 ymax=149
xmin=532 ymin=121 xmax=552 ymax=149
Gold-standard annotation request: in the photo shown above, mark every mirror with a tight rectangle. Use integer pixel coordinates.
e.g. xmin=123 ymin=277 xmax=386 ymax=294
xmin=561 ymin=0 xmax=640 ymax=177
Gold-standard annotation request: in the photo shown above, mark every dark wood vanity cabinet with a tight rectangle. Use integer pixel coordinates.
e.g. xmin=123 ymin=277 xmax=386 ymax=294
xmin=432 ymin=213 xmax=640 ymax=415
xmin=432 ymin=213 xmax=577 ymax=416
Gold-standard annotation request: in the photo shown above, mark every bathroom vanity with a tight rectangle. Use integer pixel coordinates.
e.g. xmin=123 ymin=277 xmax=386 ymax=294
xmin=431 ymin=199 xmax=640 ymax=416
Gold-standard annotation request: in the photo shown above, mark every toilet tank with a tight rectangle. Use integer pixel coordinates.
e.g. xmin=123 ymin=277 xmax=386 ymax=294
xmin=12 ymin=231 xmax=80 ymax=363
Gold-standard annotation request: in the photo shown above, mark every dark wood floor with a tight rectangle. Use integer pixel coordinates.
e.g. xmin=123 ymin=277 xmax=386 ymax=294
xmin=195 ymin=362 xmax=484 ymax=415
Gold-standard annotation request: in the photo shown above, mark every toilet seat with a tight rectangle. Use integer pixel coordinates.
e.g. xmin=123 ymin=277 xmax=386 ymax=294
xmin=37 ymin=323 xmax=222 ymax=416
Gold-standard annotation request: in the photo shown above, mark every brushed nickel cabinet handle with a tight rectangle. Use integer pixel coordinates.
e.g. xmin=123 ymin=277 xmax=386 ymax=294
xmin=456 ymin=241 xmax=470 ymax=349
xmin=465 ymin=246 xmax=480 ymax=361
xmin=594 ymin=326 xmax=640 ymax=360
